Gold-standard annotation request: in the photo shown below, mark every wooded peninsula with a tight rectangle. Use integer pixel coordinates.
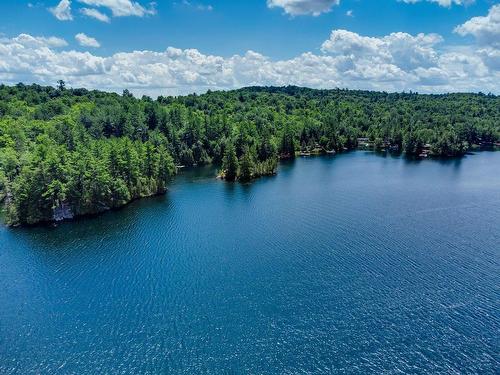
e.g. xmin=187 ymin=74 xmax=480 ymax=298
xmin=0 ymin=83 xmax=498 ymax=225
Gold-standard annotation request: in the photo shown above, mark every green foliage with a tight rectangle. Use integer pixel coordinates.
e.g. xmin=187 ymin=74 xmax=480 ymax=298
xmin=222 ymin=141 xmax=239 ymax=181
xmin=280 ymin=123 xmax=296 ymax=158
xmin=239 ymin=147 xmax=256 ymax=182
xmin=0 ymin=83 xmax=498 ymax=224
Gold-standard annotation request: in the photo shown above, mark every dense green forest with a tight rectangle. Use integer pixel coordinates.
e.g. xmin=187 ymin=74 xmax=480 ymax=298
xmin=0 ymin=83 xmax=499 ymax=225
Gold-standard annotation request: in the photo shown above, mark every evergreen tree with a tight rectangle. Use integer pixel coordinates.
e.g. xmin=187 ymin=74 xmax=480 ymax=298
xmin=0 ymin=83 xmax=498 ymax=225
xmin=222 ymin=141 xmax=239 ymax=181
xmin=239 ymin=147 xmax=255 ymax=182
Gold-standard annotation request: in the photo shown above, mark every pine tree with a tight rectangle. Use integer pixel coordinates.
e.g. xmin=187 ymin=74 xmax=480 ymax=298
xmin=239 ymin=147 xmax=255 ymax=182
xmin=222 ymin=141 xmax=239 ymax=181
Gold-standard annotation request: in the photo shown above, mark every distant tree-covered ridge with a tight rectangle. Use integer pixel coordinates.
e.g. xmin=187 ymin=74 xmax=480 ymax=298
xmin=0 ymin=83 xmax=499 ymax=225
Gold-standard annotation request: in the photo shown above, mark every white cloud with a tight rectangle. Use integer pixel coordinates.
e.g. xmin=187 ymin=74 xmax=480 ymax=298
xmin=267 ymin=0 xmax=474 ymax=16
xmin=454 ymin=4 xmax=500 ymax=47
xmin=76 ymin=0 xmax=156 ymax=17
xmin=477 ymin=47 xmax=500 ymax=71
xmin=267 ymin=0 xmax=340 ymax=16
xmin=80 ymin=7 xmax=110 ymax=22
xmin=400 ymin=0 xmax=475 ymax=7
xmin=75 ymin=33 xmax=101 ymax=48
xmin=0 ymin=31 xmax=498 ymax=96
xmin=1 ymin=34 xmax=68 ymax=48
xmin=49 ymin=0 xmax=73 ymax=21
xmin=321 ymin=30 xmax=443 ymax=70
xmin=452 ymin=5 xmax=500 ymax=74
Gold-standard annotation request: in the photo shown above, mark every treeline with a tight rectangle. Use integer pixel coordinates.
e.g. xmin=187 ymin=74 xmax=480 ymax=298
xmin=0 ymin=83 xmax=499 ymax=225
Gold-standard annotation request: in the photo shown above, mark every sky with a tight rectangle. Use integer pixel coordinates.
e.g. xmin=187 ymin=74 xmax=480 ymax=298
xmin=0 ymin=0 xmax=498 ymax=96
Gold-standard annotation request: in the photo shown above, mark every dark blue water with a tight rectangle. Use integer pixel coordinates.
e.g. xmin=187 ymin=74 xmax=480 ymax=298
xmin=1 ymin=152 xmax=499 ymax=374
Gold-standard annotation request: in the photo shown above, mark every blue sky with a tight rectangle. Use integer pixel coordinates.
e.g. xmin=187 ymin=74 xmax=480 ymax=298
xmin=0 ymin=0 xmax=498 ymax=95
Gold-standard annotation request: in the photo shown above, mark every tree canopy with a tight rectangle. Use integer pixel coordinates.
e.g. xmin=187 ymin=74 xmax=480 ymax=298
xmin=0 ymin=83 xmax=498 ymax=225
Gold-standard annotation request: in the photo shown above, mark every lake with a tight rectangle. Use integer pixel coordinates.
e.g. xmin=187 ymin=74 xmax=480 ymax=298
xmin=1 ymin=151 xmax=499 ymax=374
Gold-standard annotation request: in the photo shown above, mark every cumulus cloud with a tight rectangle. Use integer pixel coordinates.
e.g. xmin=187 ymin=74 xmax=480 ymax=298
xmin=400 ymin=0 xmax=475 ymax=7
xmin=0 ymin=31 xmax=498 ymax=96
xmin=49 ymin=0 xmax=73 ymax=20
xmin=75 ymin=33 xmax=101 ymax=47
xmin=76 ymin=0 xmax=156 ymax=17
xmin=267 ymin=0 xmax=340 ymax=16
xmin=80 ymin=7 xmax=110 ymax=22
xmin=477 ymin=47 xmax=500 ymax=71
xmin=454 ymin=4 xmax=500 ymax=47
xmin=321 ymin=30 xmax=443 ymax=70
xmin=452 ymin=5 xmax=500 ymax=73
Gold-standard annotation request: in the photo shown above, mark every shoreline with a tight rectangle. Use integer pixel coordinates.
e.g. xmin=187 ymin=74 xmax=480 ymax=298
xmin=3 ymin=148 xmax=498 ymax=228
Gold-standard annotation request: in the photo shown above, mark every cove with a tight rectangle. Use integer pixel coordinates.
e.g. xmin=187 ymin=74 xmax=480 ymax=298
xmin=1 ymin=151 xmax=499 ymax=374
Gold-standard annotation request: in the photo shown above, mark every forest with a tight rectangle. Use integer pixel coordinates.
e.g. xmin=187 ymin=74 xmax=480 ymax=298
xmin=0 ymin=82 xmax=499 ymax=225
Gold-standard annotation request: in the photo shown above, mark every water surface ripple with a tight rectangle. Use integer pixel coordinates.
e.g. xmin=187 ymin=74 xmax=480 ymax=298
xmin=1 ymin=152 xmax=499 ymax=374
